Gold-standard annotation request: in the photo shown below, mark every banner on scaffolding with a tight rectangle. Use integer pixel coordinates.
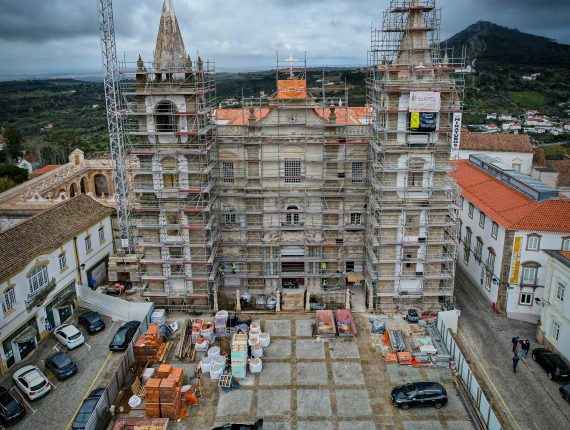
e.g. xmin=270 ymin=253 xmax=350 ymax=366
xmin=451 ymin=112 xmax=463 ymax=159
xmin=409 ymin=91 xmax=441 ymax=112
xmin=277 ymin=79 xmax=307 ymax=99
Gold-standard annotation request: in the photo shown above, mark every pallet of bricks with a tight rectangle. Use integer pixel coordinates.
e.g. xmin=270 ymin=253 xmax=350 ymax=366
xmin=383 ymin=330 xmax=412 ymax=365
xmin=134 ymin=324 xmax=166 ymax=362
xmin=145 ymin=364 xmax=184 ymax=419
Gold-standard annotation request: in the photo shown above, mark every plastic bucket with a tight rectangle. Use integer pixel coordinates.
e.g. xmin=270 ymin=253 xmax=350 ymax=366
xmin=201 ymin=356 xmax=213 ymax=373
xmin=195 ymin=338 xmax=209 ymax=352
xmin=250 ymin=322 xmax=261 ymax=331
xmin=215 ymin=310 xmax=228 ymax=321
xmin=209 ymin=364 xmax=224 ymax=380
xmin=214 ymin=356 xmax=226 ymax=367
xmin=201 ymin=323 xmax=214 ymax=336
xmin=249 ymin=327 xmax=261 ymax=336
xmin=207 ymin=346 xmax=220 ymax=358
xmin=259 ymin=333 xmax=270 ymax=347
xmin=251 ymin=344 xmax=263 ymax=358
xmin=249 ymin=358 xmax=262 ymax=373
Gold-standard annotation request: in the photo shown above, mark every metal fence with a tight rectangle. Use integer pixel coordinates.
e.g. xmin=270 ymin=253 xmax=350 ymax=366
xmin=310 ymin=292 xmax=347 ymax=310
xmin=83 ymin=309 xmax=152 ymax=430
xmin=437 ymin=319 xmax=503 ymax=430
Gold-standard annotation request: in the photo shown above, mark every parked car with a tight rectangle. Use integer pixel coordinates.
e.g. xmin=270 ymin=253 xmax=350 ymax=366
xmin=71 ymin=388 xmax=111 ymax=430
xmin=54 ymin=324 xmax=85 ymax=350
xmin=560 ymin=383 xmax=570 ymax=401
xmin=109 ymin=321 xmax=141 ymax=351
xmin=531 ymin=348 xmax=570 ymax=380
xmin=406 ymin=309 xmax=420 ymax=323
xmin=0 ymin=386 xmax=25 ymax=426
xmin=78 ymin=311 xmax=106 ymax=335
xmin=391 ymin=382 xmax=448 ymax=409
xmin=45 ymin=351 xmax=78 ymax=381
xmin=212 ymin=419 xmax=264 ymax=430
xmin=12 ymin=365 xmax=51 ymax=401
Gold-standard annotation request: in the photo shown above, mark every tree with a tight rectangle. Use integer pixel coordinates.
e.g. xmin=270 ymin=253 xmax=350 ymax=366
xmin=0 ymin=177 xmax=17 ymax=193
xmin=2 ymin=125 xmax=23 ymax=163
xmin=0 ymin=165 xmax=28 ymax=184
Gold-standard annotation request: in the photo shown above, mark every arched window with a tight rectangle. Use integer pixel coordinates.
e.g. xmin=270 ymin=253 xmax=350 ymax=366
xmin=161 ymin=157 xmax=178 ymax=188
xmin=155 ymin=100 xmax=177 ymax=132
xmin=80 ymin=177 xmax=87 ymax=194
xmin=407 ymin=158 xmax=425 ymax=189
xmin=94 ymin=174 xmax=109 ymax=197
xmin=286 ymin=205 xmax=300 ymax=225
xmin=28 ymin=265 xmax=49 ymax=293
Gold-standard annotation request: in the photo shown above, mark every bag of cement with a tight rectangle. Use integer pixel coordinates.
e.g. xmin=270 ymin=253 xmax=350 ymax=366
xmin=370 ymin=318 xmax=386 ymax=334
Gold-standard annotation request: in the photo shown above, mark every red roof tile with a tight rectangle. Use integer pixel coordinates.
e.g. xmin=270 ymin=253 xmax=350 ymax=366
xmin=30 ymin=164 xmax=61 ymax=177
xmin=215 ymin=107 xmax=367 ymax=126
xmin=461 ymin=130 xmax=533 ymax=153
xmin=451 ymin=160 xmax=570 ymax=233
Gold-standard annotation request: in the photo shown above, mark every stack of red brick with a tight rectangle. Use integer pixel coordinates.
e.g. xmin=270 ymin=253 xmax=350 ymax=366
xmin=145 ymin=364 xmax=184 ymax=419
xmin=135 ymin=324 xmax=166 ymax=362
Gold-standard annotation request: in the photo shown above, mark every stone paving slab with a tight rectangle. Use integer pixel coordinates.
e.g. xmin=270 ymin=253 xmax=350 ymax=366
xmin=295 ymin=319 xmax=315 ymax=337
xmin=296 ymin=389 xmax=332 ymax=417
xmin=259 ymin=362 xmax=292 ymax=385
xmin=264 ymin=339 xmax=292 ymax=359
xmin=335 ymin=389 xmax=373 ymax=417
xmin=262 ymin=422 xmax=292 ymax=430
xmin=331 ymin=361 xmax=365 ymax=385
xmin=386 ymin=364 xmax=423 ymax=385
xmin=264 ymin=320 xmax=292 ymax=337
xmin=338 ymin=421 xmax=377 ymax=430
xmin=329 ymin=338 xmax=361 ymax=359
xmin=256 ymin=389 xmax=292 ymax=417
xmin=445 ymin=421 xmax=476 ymax=430
xmin=216 ymin=390 xmax=253 ymax=417
xmin=297 ymin=421 xmax=334 ymax=430
xmin=296 ymin=339 xmax=325 ymax=359
xmin=296 ymin=361 xmax=329 ymax=385
xmin=403 ymin=420 xmax=444 ymax=430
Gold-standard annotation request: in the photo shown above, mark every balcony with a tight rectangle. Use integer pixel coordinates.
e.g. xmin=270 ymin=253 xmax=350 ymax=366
xmin=25 ymin=278 xmax=57 ymax=309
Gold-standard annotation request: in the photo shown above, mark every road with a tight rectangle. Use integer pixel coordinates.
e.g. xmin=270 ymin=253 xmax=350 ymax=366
xmin=455 ymin=267 xmax=570 ymax=430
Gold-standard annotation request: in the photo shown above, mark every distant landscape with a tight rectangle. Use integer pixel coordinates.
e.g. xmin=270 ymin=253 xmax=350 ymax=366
xmin=0 ymin=21 xmax=569 ymax=166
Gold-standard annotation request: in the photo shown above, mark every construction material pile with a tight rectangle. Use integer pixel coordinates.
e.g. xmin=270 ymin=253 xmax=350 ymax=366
xmin=112 ymin=417 xmax=169 ymax=430
xmin=145 ymin=364 xmax=184 ymax=419
xmin=135 ymin=324 xmax=167 ymax=362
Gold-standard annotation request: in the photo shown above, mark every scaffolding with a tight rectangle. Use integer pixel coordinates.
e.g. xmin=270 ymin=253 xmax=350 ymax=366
xmin=120 ymin=56 xmax=220 ymax=311
xmin=216 ymin=55 xmax=369 ymax=294
xmin=365 ymin=0 xmax=464 ymax=313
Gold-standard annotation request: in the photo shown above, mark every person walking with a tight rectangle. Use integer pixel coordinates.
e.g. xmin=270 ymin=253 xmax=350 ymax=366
xmin=520 ymin=340 xmax=530 ymax=359
xmin=513 ymin=353 xmax=521 ymax=373
xmin=512 ymin=336 xmax=519 ymax=353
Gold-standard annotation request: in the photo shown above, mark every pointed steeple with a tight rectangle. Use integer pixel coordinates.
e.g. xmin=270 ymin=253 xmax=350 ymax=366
xmin=154 ymin=0 xmax=187 ymax=71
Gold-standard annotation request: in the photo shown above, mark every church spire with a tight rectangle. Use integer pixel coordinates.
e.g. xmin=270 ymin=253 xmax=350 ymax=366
xmin=153 ymin=0 xmax=187 ymax=71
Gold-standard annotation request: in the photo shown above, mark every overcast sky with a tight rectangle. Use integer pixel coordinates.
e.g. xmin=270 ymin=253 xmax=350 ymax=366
xmin=0 ymin=0 xmax=569 ymax=76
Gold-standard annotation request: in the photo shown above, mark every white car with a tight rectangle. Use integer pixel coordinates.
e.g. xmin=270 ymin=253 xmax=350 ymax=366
xmin=54 ymin=324 xmax=85 ymax=350
xmin=13 ymin=365 xmax=51 ymax=400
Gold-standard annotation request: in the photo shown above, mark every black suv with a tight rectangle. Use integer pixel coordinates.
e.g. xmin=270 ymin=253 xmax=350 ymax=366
xmin=213 ymin=419 xmax=264 ymax=430
xmin=0 ymin=387 xmax=25 ymax=426
xmin=78 ymin=311 xmax=105 ymax=335
xmin=109 ymin=321 xmax=141 ymax=351
xmin=45 ymin=351 xmax=78 ymax=381
xmin=532 ymin=348 xmax=570 ymax=380
xmin=391 ymin=382 xmax=448 ymax=409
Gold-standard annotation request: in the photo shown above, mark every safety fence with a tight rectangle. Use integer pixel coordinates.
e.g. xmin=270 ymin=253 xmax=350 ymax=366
xmin=83 ymin=308 xmax=152 ymax=430
xmin=437 ymin=319 xmax=503 ymax=430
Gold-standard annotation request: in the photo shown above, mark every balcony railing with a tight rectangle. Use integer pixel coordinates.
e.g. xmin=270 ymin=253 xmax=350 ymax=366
xmin=25 ymin=278 xmax=57 ymax=309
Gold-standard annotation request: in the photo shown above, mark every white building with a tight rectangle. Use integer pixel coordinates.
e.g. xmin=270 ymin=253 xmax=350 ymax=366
xmin=539 ymin=250 xmax=570 ymax=363
xmin=457 ymin=130 xmax=534 ymax=174
xmin=0 ymin=195 xmax=113 ymax=374
xmin=454 ymin=154 xmax=570 ymax=323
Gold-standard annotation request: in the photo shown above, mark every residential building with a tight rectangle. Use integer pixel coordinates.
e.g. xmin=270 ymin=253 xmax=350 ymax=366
xmin=539 ymin=250 xmax=570 ymax=363
xmin=454 ymin=154 xmax=570 ymax=322
xmin=0 ymin=195 xmax=113 ymax=374
xmin=457 ymin=130 xmax=534 ymax=174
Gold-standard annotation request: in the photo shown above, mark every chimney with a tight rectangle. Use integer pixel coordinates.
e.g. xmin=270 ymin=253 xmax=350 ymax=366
xmin=248 ymin=105 xmax=257 ymax=128
xmin=329 ymin=105 xmax=337 ymax=125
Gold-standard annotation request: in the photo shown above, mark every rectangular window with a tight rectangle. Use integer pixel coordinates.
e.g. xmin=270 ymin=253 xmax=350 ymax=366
xmin=58 ymin=253 xmax=67 ymax=270
xmin=487 ymin=252 xmax=496 ymax=272
xmin=475 ymin=238 xmax=483 ymax=260
xmin=551 ymin=321 xmax=560 ymax=341
xmin=463 ymin=249 xmax=470 ymax=264
xmin=407 ymin=171 xmax=424 ymax=188
xmin=562 ymin=238 xmax=570 ymax=252
xmin=479 ymin=212 xmax=486 ymax=228
xmin=459 ymin=196 xmax=464 ymax=211
xmin=464 ymin=228 xmax=472 ymax=248
xmin=491 ymin=222 xmax=498 ymax=239
xmin=557 ymin=282 xmax=566 ymax=301
xmin=98 ymin=227 xmax=105 ymax=243
xmin=527 ymin=236 xmax=539 ymax=251
xmin=468 ymin=203 xmax=474 ymax=218
xmin=351 ymin=161 xmax=364 ymax=184
xmin=485 ymin=274 xmax=492 ymax=292
xmin=222 ymin=162 xmax=235 ymax=184
xmin=350 ymin=213 xmax=362 ymax=225
xmin=286 ymin=212 xmax=300 ymax=225
xmin=512 ymin=163 xmax=522 ymax=172
xmin=224 ymin=213 xmax=236 ymax=225
xmin=85 ymin=236 xmax=92 ymax=252
xmin=2 ymin=287 xmax=16 ymax=314
xmin=519 ymin=292 xmax=534 ymax=306
xmin=522 ymin=267 xmax=537 ymax=284
xmin=284 ymin=160 xmax=302 ymax=184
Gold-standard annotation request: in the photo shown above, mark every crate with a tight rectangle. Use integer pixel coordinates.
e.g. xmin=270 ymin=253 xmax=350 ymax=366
xmin=145 ymin=378 xmax=161 ymax=403
xmin=168 ymin=368 xmax=184 ymax=387
xmin=157 ymin=364 xmax=172 ymax=379
xmin=145 ymin=402 xmax=161 ymax=419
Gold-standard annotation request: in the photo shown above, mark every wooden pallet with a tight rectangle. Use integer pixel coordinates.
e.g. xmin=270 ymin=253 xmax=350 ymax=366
xmin=158 ymin=341 xmax=173 ymax=363
xmin=131 ymin=378 xmax=146 ymax=399
xmin=218 ymin=373 xmax=232 ymax=388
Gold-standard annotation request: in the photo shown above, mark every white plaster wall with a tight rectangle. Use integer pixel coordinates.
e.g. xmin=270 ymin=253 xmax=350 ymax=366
xmin=458 ymin=150 xmax=533 ymax=175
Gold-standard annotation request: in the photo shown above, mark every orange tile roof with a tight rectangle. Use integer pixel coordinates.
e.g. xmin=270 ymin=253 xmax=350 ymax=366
xmin=30 ymin=164 xmax=61 ymax=176
xmin=461 ymin=130 xmax=533 ymax=153
xmin=216 ymin=107 xmax=367 ymax=126
xmin=452 ymin=160 xmax=570 ymax=232
xmin=561 ymin=252 xmax=570 ymax=261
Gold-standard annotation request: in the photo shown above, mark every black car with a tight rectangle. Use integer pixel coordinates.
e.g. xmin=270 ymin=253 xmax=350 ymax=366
xmin=0 ymin=387 xmax=25 ymax=426
xmin=109 ymin=321 xmax=141 ymax=351
xmin=406 ymin=309 xmax=420 ymax=323
xmin=531 ymin=348 xmax=570 ymax=380
xmin=560 ymin=383 xmax=570 ymax=401
xmin=78 ymin=311 xmax=105 ymax=335
xmin=71 ymin=388 xmax=111 ymax=430
xmin=391 ymin=382 xmax=448 ymax=409
xmin=45 ymin=351 xmax=78 ymax=381
xmin=213 ymin=419 xmax=264 ymax=430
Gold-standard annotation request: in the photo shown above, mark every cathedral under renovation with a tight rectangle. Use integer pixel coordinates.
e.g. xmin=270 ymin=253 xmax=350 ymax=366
xmin=123 ymin=0 xmax=464 ymax=314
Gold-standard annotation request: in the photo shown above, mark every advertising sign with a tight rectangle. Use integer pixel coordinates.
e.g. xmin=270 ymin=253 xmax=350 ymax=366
xmin=451 ymin=112 xmax=462 ymax=158
xmin=410 ymin=91 xmax=441 ymax=112
xmin=509 ymin=237 xmax=522 ymax=284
